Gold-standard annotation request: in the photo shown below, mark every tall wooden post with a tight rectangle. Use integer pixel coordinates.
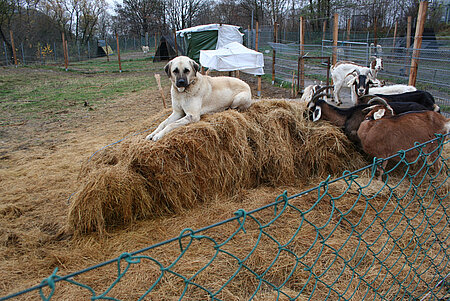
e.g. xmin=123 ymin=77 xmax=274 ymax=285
xmin=406 ymin=16 xmax=412 ymax=49
xmin=116 ymin=33 xmax=122 ymax=73
xmin=62 ymin=32 xmax=68 ymax=71
xmin=9 ymin=31 xmax=17 ymax=66
xmin=173 ymin=29 xmax=178 ymax=55
xmin=65 ymin=41 xmax=69 ymax=68
xmin=409 ymin=1 xmax=428 ymax=86
xmin=332 ymin=13 xmax=339 ymax=65
xmin=392 ymin=21 xmax=398 ymax=48
xmin=346 ymin=19 xmax=351 ymax=41
xmin=300 ymin=16 xmax=305 ymax=90
xmin=255 ymin=21 xmax=259 ymax=51
xmin=257 ymin=75 xmax=262 ymax=97
xmin=105 ymin=38 xmax=110 ymax=62
xmin=272 ymin=22 xmax=277 ymax=85
xmin=373 ymin=17 xmax=378 ymax=46
xmin=322 ymin=20 xmax=327 ymax=41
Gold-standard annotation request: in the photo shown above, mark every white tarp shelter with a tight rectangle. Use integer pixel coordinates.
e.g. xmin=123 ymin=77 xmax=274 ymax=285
xmin=199 ymin=42 xmax=264 ymax=75
xmin=176 ymin=24 xmax=244 ymax=62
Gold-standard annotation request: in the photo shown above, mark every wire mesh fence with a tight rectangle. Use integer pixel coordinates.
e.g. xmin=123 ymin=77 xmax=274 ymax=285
xmin=265 ymin=38 xmax=450 ymax=116
xmin=1 ymin=35 xmax=158 ymax=67
xmin=1 ymin=133 xmax=449 ymax=301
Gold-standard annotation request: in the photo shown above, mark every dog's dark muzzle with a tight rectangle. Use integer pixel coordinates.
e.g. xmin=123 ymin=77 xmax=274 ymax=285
xmin=176 ymin=78 xmax=188 ymax=88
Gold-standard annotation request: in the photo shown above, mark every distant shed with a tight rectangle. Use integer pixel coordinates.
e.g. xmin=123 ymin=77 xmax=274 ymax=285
xmin=153 ymin=35 xmax=178 ymax=62
xmin=97 ymin=40 xmax=114 ymax=57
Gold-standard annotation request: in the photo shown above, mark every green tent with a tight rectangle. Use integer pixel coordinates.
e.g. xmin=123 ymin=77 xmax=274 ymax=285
xmin=177 ymin=24 xmax=243 ymax=63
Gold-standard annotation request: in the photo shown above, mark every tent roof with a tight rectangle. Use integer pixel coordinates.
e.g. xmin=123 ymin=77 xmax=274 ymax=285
xmin=177 ymin=24 xmax=240 ymax=37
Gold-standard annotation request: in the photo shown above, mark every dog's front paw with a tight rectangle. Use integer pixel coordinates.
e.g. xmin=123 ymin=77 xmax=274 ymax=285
xmin=145 ymin=133 xmax=155 ymax=140
xmin=152 ymin=133 xmax=164 ymax=141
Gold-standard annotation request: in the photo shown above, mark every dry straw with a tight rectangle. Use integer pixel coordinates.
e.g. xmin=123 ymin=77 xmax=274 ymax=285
xmin=68 ymin=100 xmax=366 ymax=234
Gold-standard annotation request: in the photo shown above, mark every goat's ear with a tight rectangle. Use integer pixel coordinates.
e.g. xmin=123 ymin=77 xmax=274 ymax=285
xmin=190 ymin=59 xmax=200 ymax=74
xmin=312 ymin=106 xmax=322 ymax=122
xmin=373 ymin=108 xmax=386 ymax=120
xmin=164 ymin=62 xmax=172 ymax=77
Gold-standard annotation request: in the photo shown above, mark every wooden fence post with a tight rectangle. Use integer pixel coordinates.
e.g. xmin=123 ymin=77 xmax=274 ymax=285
xmin=10 ymin=30 xmax=17 ymax=67
xmin=154 ymin=74 xmax=167 ymax=109
xmin=300 ymin=16 xmax=305 ymax=91
xmin=65 ymin=40 xmax=69 ymax=69
xmin=173 ymin=29 xmax=178 ymax=55
xmin=255 ymin=21 xmax=259 ymax=51
xmin=332 ymin=13 xmax=339 ymax=66
xmin=346 ymin=19 xmax=351 ymax=41
xmin=272 ymin=22 xmax=277 ymax=85
xmin=374 ymin=16 xmax=378 ymax=46
xmin=62 ymin=32 xmax=68 ymax=71
xmin=406 ymin=16 xmax=412 ymax=49
xmin=257 ymin=75 xmax=262 ymax=97
xmin=409 ymin=1 xmax=428 ymax=87
xmin=116 ymin=33 xmax=122 ymax=73
xmin=392 ymin=21 xmax=398 ymax=48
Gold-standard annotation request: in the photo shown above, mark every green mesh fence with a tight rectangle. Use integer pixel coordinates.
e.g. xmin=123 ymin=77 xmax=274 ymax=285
xmin=2 ymin=134 xmax=449 ymax=301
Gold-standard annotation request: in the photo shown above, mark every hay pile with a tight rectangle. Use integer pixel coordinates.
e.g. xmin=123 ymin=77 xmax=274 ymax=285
xmin=68 ymin=100 xmax=366 ymax=234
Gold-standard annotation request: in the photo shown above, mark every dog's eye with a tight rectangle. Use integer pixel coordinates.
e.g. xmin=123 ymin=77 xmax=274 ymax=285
xmin=184 ymin=68 xmax=189 ymax=73
xmin=173 ymin=68 xmax=179 ymax=74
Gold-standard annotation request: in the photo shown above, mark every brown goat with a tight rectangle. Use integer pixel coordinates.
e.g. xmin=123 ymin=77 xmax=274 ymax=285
xmin=357 ymin=103 xmax=450 ymax=178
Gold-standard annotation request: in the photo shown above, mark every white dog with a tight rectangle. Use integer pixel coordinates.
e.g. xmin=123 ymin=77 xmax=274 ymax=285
xmin=142 ymin=46 xmax=149 ymax=53
xmin=146 ymin=56 xmax=253 ymax=141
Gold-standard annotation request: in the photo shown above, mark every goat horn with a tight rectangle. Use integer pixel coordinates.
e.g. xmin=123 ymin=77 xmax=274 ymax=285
xmin=312 ymin=85 xmax=333 ymax=97
xmin=367 ymin=96 xmax=389 ymax=106
xmin=360 ymin=94 xmax=377 ymax=100
xmin=368 ymin=97 xmax=394 ymax=115
xmin=311 ymin=92 xmax=329 ymax=103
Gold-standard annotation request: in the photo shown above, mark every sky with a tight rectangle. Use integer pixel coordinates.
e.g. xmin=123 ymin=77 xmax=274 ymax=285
xmin=106 ymin=0 xmax=122 ymax=14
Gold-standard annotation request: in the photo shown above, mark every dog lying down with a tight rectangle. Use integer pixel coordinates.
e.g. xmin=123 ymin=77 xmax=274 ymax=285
xmin=146 ymin=56 xmax=253 ymax=141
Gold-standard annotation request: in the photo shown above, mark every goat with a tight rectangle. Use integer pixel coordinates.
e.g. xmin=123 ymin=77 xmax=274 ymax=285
xmin=357 ymin=100 xmax=450 ymax=178
xmin=359 ymin=90 xmax=440 ymax=112
xmin=142 ymin=46 xmax=150 ymax=53
xmin=308 ymin=94 xmax=434 ymax=145
xmin=299 ymin=84 xmax=332 ymax=103
xmin=348 ymin=79 xmax=418 ymax=106
xmin=366 ymin=84 xmax=416 ymax=95
xmin=346 ymin=69 xmax=373 ymax=106
xmin=330 ymin=57 xmax=383 ymax=105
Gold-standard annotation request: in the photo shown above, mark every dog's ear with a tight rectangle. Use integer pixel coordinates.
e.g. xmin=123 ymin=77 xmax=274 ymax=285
xmin=164 ymin=62 xmax=172 ymax=77
xmin=191 ymin=60 xmax=200 ymax=74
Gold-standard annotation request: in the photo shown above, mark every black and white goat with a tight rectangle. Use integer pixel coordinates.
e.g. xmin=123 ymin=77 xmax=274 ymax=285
xmin=330 ymin=57 xmax=383 ymax=105
xmin=346 ymin=71 xmax=419 ymax=106
xmin=359 ymin=90 xmax=440 ymax=112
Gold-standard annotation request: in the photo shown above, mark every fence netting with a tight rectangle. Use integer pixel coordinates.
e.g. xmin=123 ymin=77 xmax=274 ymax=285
xmin=2 ymin=133 xmax=449 ymax=301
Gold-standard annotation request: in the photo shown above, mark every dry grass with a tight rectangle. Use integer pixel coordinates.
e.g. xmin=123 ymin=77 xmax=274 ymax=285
xmin=68 ymin=100 xmax=366 ymax=235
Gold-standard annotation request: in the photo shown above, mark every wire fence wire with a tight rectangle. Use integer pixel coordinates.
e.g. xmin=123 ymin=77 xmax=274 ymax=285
xmin=1 ymin=133 xmax=449 ymax=301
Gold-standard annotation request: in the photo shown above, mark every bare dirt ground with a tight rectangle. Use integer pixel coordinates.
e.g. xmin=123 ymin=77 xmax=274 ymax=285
xmin=0 ymin=69 xmax=294 ymax=299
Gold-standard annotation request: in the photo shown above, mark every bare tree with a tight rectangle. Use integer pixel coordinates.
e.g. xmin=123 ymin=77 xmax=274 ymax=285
xmin=114 ymin=0 xmax=164 ymax=37
xmin=0 ymin=0 xmax=17 ymax=60
xmin=165 ymin=0 xmax=204 ymax=30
